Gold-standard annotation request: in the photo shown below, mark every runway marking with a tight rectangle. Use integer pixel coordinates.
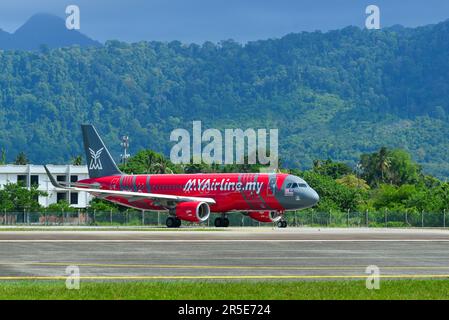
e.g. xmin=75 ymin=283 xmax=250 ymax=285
xmin=3 ymin=262 xmax=449 ymax=271
xmin=1 ymin=239 xmax=449 ymax=243
xmin=0 ymin=274 xmax=449 ymax=280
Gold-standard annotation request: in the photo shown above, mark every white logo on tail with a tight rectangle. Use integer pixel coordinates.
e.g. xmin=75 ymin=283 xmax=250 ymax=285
xmin=89 ymin=148 xmax=104 ymax=170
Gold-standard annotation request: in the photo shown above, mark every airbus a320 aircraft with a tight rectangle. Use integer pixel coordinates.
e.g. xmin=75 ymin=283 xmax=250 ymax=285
xmin=45 ymin=125 xmax=319 ymax=228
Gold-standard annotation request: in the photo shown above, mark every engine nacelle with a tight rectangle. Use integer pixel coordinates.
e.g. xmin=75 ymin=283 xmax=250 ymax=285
xmin=248 ymin=211 xmax=282 ymax=223
xmin=175 ymin=201 xmax=210 ymax=222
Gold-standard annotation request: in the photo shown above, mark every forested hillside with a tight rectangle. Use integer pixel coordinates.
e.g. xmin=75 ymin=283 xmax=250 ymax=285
xmin=1 ymin=20 xmax=449 ymax=177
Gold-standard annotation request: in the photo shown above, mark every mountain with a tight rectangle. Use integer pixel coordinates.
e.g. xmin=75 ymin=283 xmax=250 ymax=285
xmin=1 ymin=20 xmax=449 ymax=177
xmin=0 ymin=29 xmax=12 ymax=47
xmin=0 ymin=13 xmax=100 ymax=50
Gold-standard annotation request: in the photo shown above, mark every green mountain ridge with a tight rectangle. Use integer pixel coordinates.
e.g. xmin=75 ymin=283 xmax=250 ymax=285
xmin=1 ymin=20 xmax=449 ymax=177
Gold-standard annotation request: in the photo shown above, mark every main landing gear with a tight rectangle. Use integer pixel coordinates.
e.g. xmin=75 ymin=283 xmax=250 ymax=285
xmin=214 ymin=215 xmax=229 ymax=228
xmin=166 ymin=216 xmax=181 ymax=228
xmin=277 ymin=220 xmax=287 ymax=228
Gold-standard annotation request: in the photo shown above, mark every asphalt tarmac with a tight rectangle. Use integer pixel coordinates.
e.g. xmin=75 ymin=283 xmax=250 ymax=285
xmin=0 ymin=228 xmax=449 ymax=280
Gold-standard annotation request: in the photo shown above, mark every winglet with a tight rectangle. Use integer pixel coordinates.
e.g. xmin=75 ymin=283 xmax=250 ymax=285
xmin=44 ymin=165 xmax=65 ymax=189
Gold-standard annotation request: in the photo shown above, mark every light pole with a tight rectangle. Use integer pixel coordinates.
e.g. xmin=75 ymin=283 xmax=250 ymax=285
xmin=120 ymin=135 xmax=130 ymax=166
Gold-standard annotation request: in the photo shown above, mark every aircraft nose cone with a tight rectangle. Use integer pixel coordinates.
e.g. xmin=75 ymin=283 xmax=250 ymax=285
xmin=303 ymin=188 xmax=319 ymax=208
xmin=310 ymin=189 xmax=319 ymax=205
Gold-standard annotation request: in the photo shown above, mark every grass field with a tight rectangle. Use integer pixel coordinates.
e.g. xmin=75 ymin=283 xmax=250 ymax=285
xmin=0 ymin=227 xmax=224 ymax=232
xmin=1 ymin=280 xmax=449 ymax=300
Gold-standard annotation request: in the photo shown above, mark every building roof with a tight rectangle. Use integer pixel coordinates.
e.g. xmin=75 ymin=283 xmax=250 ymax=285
xmin=0 ymin=164 xmax=88 ymax=174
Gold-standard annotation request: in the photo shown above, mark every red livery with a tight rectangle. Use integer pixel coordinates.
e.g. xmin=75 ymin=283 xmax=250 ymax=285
xmin=45 ymin=125 xmax=319 ymax=228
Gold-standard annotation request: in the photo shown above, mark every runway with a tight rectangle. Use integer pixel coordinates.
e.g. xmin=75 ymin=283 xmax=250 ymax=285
xmin=1 ymin=228 xmax=449 ymax=280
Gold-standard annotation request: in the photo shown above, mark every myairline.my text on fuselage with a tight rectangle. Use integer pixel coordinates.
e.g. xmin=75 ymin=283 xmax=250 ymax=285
xmin=45 ymin=125 xmax=319 ymax=228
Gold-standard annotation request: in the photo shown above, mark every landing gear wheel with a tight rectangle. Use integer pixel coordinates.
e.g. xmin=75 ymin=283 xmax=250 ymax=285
xmin=214 ymin=217 xmax=223 ymax=228
xmin=214 ymin=217 xmax=229 ymax=228
xmin=277 ymin=220 xmax=287 ymax=228
xmin=166 ymin=217 xmax=176 ymax=228
xmin=166 ymin=217 xmax=181 ymax=228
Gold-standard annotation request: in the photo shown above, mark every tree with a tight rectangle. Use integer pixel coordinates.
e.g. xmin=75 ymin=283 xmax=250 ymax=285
xmin=368 ymin=184 xmax=417 ymax=212
xmin=152 ymin=156 xmax=174 ymax=174
xmin=377 ymin=147 xmax=391 ymax=183
xmin=39 ymin=44 xmax=50 ymax=55
xmin=120 ymin=150 xmax=181 ymax=174
xmin=88 ymin=198 xmax=119 ymax=212
xmin=387 ymin=149 xmax=421 ymax=186
xmin=2 ymin=23 xmax=449 ymax=177
xmin=299 ymin=170 xmax=363 ymax=212
xmin=14 ymin=152 xmax=29 ymax=165
xmin=47 ymin=200 xmax=76 ymax=213
xmin=313 ymin=159 xmax=353 ymax=179
xmin=71 ymin=155 xmax=83 ymax=165
xmin=336 ymin=174 xmax=370 ymax=191
xmin=183 ymin=162 xmax=211 ymax=174
xmin=0 ymin=183 xmax=46 ymax=211
xmin=360 ymin=148 xmax=421 ymax=186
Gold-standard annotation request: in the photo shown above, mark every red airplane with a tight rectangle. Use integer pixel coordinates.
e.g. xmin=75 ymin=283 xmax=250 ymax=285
xmin=45 ymin=125 xmax=319 ymax=228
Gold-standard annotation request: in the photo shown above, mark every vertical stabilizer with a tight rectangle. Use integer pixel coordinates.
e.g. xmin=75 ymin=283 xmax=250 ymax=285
xmin=81 ymin=125 xmax=122 ymax=178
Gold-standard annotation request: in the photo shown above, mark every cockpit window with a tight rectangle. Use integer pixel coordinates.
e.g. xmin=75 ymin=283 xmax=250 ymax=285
xmin=287 ymin=182 xmax=308 ymax=189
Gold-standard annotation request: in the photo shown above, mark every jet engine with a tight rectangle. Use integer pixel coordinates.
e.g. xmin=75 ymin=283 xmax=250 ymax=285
xmin=175 ymin=201 xmax=210 ymax=222
xmin=248 ymin=211 xmax=282 ymax=223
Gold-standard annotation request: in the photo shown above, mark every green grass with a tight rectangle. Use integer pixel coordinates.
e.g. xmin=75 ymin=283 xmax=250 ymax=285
xmin=0 ymin=227 xmax=223 ymax=232
xmin=1 ymin=280 xmax=449 ymax=300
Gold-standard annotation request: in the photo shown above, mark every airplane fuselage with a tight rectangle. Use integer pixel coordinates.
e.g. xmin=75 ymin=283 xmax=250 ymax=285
xmin=79 ymin=172 xmax=319 ymax=213
xmin=46 ymin=124 xmax=320 ymax=227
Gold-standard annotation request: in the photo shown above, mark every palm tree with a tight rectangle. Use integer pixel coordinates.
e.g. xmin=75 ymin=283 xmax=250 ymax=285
xmin=153 ymin=156 xmax=173 ymax=174
xmin=14 ymin=152 xmax=28 ymax=165
xmin=71 ymin=155 xmax=83 ymax=165
xmin=377 ymin=147 xmax=391 ymax=184
xmin=184 ymin=163 xmax=205 ymax=174
xmin=144 ymin=153 xmax=156 ymax=173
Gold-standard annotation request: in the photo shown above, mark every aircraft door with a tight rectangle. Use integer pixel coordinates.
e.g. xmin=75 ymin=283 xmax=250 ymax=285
xmin=267 ymin=174 xmax=277 ymax=197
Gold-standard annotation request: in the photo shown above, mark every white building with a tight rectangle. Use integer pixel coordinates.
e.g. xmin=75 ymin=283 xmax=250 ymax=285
xmin=0 ymin=165 xmax=92 ymax=208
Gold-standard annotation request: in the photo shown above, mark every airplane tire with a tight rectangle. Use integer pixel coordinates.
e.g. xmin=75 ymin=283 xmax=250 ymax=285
xmin=277 ymin=220 xmax=287 ymax=228
xmin=223 ymin=218 xmax=230 ymax=227
xmin=166 ymin=217 xmax=176 ymax=228
xmin=214 ymin=217 xmax=222 ymax=228
xmin=175 ymin=218 xmax=182 ymax=228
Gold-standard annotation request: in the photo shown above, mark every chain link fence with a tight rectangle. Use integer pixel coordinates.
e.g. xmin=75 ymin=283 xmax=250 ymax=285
xmin=285 ymin=210 xmax=448 ymax=228
xmin=0 ymin=210 xmax=261 ymax=227
xmin=0 ymin=210 xmax=447 ymax=228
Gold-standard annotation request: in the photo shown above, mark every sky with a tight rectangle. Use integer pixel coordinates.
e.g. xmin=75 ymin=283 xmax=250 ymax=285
xmin=1 ymin=0 xmax=449 ymax=43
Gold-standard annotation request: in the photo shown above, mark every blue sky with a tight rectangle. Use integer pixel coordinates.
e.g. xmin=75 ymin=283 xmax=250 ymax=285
xmin=1 ymin=0 xmax=449 ymax=43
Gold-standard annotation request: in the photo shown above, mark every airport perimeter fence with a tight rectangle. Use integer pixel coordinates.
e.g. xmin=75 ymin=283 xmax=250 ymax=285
xmin=0 ymin=209 xmax=448 ymax=228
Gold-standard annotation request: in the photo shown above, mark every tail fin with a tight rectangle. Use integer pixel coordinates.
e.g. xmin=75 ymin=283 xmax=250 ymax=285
xmin=81 ymin=124 xmax=122 ymax=178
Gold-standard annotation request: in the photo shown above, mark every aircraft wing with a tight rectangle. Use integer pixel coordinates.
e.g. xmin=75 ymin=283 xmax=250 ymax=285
xmin=44 ymin=165 xmax=216 ymax=205
xmin=61 ymin=186 xmax=216 ymax=204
